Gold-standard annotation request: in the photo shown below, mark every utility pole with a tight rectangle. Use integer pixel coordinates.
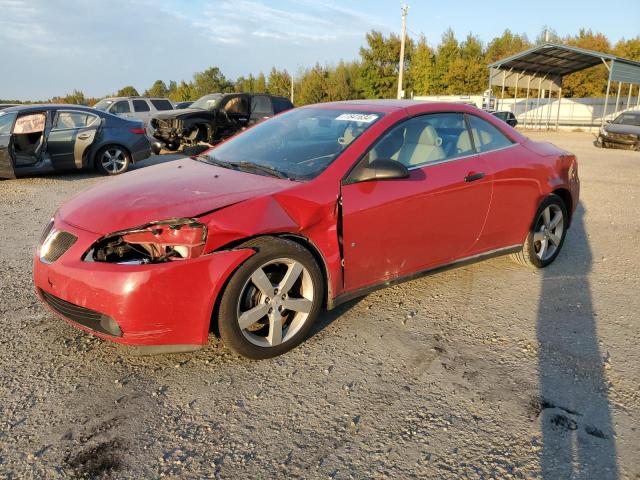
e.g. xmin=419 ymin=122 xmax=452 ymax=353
xmin=290 ymin=75 xmax=294 ymax=103
xmin=397 ymin=3 xmax=408 ymax=99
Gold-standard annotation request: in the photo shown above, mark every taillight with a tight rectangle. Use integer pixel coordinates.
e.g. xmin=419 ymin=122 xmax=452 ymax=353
xmin=130 ymin=127 xmax=146 ymax=135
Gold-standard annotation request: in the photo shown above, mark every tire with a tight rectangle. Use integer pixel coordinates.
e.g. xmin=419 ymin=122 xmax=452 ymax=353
xmin=164 ymin=142 xmax=180 ymax=151
xmin=217 ymin=237 xmax=324 ymax=359
xmin=510 ymin=194 xmax=568 ymax=268
xmin=95 ymin=145 xmax=131 ymax=175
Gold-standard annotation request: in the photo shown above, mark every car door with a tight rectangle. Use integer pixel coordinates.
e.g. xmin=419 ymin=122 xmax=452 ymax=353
xmin=131 ymin=99 xmax=152 ymax=126
xmin=0 ymin=111 xmax=18 ymax=178
xmin=46 ymin=110 xmax=101 ymax=170
xmin=340 ymin=112 xmax=493 ymax=292
xmin=250 ymin=95 xmax=273 ymax=124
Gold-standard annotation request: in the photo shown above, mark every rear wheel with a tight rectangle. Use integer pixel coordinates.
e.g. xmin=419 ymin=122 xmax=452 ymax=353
xmin=95 ymin=146 xmax=130 ymax=175
xmin=511 ymin=194 xmax=568 ymax=268
xmin=217 ymin=237 xmax=324 ymax=359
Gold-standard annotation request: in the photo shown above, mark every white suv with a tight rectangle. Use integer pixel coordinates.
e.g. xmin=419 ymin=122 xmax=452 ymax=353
xmin=93 ymin=97 xmax=174 ymax=127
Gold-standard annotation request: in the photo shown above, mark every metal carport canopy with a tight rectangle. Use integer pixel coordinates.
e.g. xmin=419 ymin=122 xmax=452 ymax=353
xmin=488 ymin=43 xmax=640 ymax=128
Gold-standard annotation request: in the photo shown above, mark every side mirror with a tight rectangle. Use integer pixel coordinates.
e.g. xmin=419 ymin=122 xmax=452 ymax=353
xmin=344 ymin=159 xmax=410 ymax=185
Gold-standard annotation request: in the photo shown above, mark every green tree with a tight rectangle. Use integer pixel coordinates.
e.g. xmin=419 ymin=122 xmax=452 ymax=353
xmin=173 ymin=80 xmax=194 ymax=101
xmin=485 ymin=29 xmax=532 ymax=63
xmin=297 ymin=64 xmax=328 ymax=105
xmin=191 ymin=67 xmax=233 ymax=98
xmin=563 ymin=29 xmax=612 ymax=97
xmin=267 ymin=68 xmax=291 ymax=97
xmin=432 ymin=29 xmax=459 ymax=94
xmin=116 ymin=85 xmax=140 ymax=97
xmin=358 ymin=30 xmax=413 ymax=98
xmin=254 ymin=72 xmax=267 ymax=93
xmin=408 ymin=36 xmax=435 ymax=95
xmin=614 ymin=36 xmax=640 ymax=61
xmin=325 ymin=61 xmax=357 ymax=101
xmin=167 ymin=80 xmax=178 ymax=100
xmin=144 ymin=80 xmax=169 ymax=98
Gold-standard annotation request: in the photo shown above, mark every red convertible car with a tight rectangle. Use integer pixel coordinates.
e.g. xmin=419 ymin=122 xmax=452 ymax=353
xmin=34 ymin=101 xmax=579 ymax=358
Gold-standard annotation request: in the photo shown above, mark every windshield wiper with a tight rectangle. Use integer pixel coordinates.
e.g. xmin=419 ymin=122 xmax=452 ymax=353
xmin=229 ymin=161 xmax=289 ymax=180
xmin=192 ymin=155 xmax=235 ymax=170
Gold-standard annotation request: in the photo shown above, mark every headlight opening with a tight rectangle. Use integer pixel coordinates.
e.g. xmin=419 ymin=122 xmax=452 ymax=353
xmin=87 ymin=218 xmax=207 ymax=264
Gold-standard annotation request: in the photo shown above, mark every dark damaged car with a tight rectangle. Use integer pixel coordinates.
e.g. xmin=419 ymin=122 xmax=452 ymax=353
xmin=149 ymin=93 xmax=293 ymax=152
xmin=0 ymin=105 xmax=151 ymax=178
xmin=596 ymin=111 xmax=640 ymax=150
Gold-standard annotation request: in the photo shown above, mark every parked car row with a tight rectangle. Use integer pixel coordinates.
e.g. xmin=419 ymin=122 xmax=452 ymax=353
xmin=596 ymin=111 xmax=640 ymax=150
xmin=0 ymin=93 xmax=294 ymax=178
xmin=0 ymin=104 xmax=150 ymax=179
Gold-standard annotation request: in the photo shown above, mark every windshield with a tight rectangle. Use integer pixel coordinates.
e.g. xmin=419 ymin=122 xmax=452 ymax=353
xmin=191 ymin=94 xmax=223 ymax=110
xmin=198 ymin=107 xmax=383 ymax=180
xmin=613 ymin=113 xmax=640 ymax=126
xmin=93 ymin=99 xmax=114 ymax=111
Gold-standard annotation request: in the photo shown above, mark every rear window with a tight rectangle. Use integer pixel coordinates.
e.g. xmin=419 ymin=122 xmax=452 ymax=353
xmin=272 ymin=97 xmax=293 ymax=114
xmin=53 ymin=111 xmax=98 ymax=130
xmin=151 ymin=99 xmax=173 ymax=111
xmin=132 ymin=100 xmax=150 ymax=112
xmin=614 ymin=113 xmax=640 ymax=126
xmin=251 ymin=96 xmax=272 ymax=115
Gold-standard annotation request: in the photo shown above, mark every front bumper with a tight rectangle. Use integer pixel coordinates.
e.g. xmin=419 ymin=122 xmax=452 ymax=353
xmin=33 ymin=218 xmax=254 ymax=348
xmin=598 ymin=133 xmax=639 ymax=149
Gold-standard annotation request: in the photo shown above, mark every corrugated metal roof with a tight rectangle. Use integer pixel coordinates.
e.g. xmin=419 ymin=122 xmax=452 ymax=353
xmin=489 ymin=43 xmax=640 ymax=80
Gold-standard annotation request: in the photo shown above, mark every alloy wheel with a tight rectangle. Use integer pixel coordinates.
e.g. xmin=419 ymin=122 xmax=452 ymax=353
xmin=101 ymin=148 xmax=127 ymax=174
xmin=533 ymin=204 xmax=564 ymax=261
xmin=237 ymin=258 xmax=314 ymax=347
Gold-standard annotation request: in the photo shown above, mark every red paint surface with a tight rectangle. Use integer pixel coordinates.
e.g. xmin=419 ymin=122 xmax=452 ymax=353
xmin=34 ymin=101 xmax=579 ymax=348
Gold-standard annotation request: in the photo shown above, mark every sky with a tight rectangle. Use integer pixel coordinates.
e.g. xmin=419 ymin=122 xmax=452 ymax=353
xmin=0 ymin=0 xmax=638 ymax=100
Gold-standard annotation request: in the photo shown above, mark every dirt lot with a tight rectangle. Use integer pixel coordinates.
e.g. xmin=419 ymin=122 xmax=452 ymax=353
xmin=0 ymin=132 xmax=638 ymax=479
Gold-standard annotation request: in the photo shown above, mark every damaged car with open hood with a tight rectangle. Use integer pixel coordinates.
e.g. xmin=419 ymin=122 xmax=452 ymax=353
xmin=149 ymin=92 xmax=293 ymax=152
xmin=34 ymin=100 xmax=579 ymax=359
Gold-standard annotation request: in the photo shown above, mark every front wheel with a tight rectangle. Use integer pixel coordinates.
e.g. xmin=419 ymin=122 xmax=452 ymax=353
xmin=217 ymin=237 xmax=324 ymax=359
xmin=95 ymin=146 xmax=130 ymax=175
xmin=511 ymin=194 xmax=568 ymax=268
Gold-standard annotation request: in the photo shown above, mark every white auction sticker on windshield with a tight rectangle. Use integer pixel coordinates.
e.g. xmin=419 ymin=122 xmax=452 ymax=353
xmin=335 ymin=113 xmax=379 ymax=123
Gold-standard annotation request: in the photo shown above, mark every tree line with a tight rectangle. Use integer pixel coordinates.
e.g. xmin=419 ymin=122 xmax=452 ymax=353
xmin=3 ymin=28 xmax=639 ymax=107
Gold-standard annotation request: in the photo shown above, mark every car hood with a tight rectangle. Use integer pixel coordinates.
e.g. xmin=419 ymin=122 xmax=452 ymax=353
xmin=604 ymin=123 xmax=640 ymax=135
xmin=153 ymin=108 xmax=214 ymax=121
xmin=58 ymin=158 xmax=295 ymax=234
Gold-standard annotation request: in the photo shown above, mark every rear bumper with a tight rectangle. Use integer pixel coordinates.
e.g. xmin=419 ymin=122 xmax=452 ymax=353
xmin=130 ymin=136 xmax=152 ymax=162
xmin=33 ymin=218 xmax=254 ymax=347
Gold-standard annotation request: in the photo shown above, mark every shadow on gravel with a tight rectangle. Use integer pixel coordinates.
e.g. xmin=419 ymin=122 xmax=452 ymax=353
xmin=309 ymin=297 xmax=363 ymax=339
xmin=14 ymin=153 xmax=183 ymax=182
xmin=536 ymin=204 xmax=618 ymax=478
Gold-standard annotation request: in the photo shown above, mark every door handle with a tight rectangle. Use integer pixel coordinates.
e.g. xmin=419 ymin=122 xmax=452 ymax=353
xmin=464 ymin=172 xmax=485 ymax=182
xmin=77 ymin=133 xmax=91 ymax=140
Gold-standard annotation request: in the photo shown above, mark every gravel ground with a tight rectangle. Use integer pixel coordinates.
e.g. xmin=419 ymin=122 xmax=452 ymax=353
xmin=0 ymin=132 xmax=638 ymax=479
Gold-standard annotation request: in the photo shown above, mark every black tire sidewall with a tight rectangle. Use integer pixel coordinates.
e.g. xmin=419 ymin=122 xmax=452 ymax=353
xmin=95 ymin=145 xmax=131 ymax=175
xmin=217 ymin=238 xmax=324 ymax=359
xmin=525 ymin=194 xmax=569 ymax=268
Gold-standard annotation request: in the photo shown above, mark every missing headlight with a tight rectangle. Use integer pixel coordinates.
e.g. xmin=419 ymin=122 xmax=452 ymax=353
xmin=87 ymin=218 xmax=207 ymax=264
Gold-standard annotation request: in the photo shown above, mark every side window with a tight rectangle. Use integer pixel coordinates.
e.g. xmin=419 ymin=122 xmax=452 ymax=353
xmin=224 ymin=97 xmax=249 ymax=116
xmin=53 ymin=112 xmax=97 ymax=130
xmin=0 ymin=112 xmax=18 ymax=135
xmin=132 ymin=100 xmax=150 ymax=112
xmin=361 ymin=113 xmax=475 ymax=169
xmin=466 ymin=115 xmax=514 ymax=153
xmin=272 ymin=97 xmax=293 ymax=113
xmin=110 ymin=101 xmax=131 ymax=114
xmin=150 ymin=99 xmax=173 ymax=111
xmin=251 ymin=96 xmax=272 ymax=115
